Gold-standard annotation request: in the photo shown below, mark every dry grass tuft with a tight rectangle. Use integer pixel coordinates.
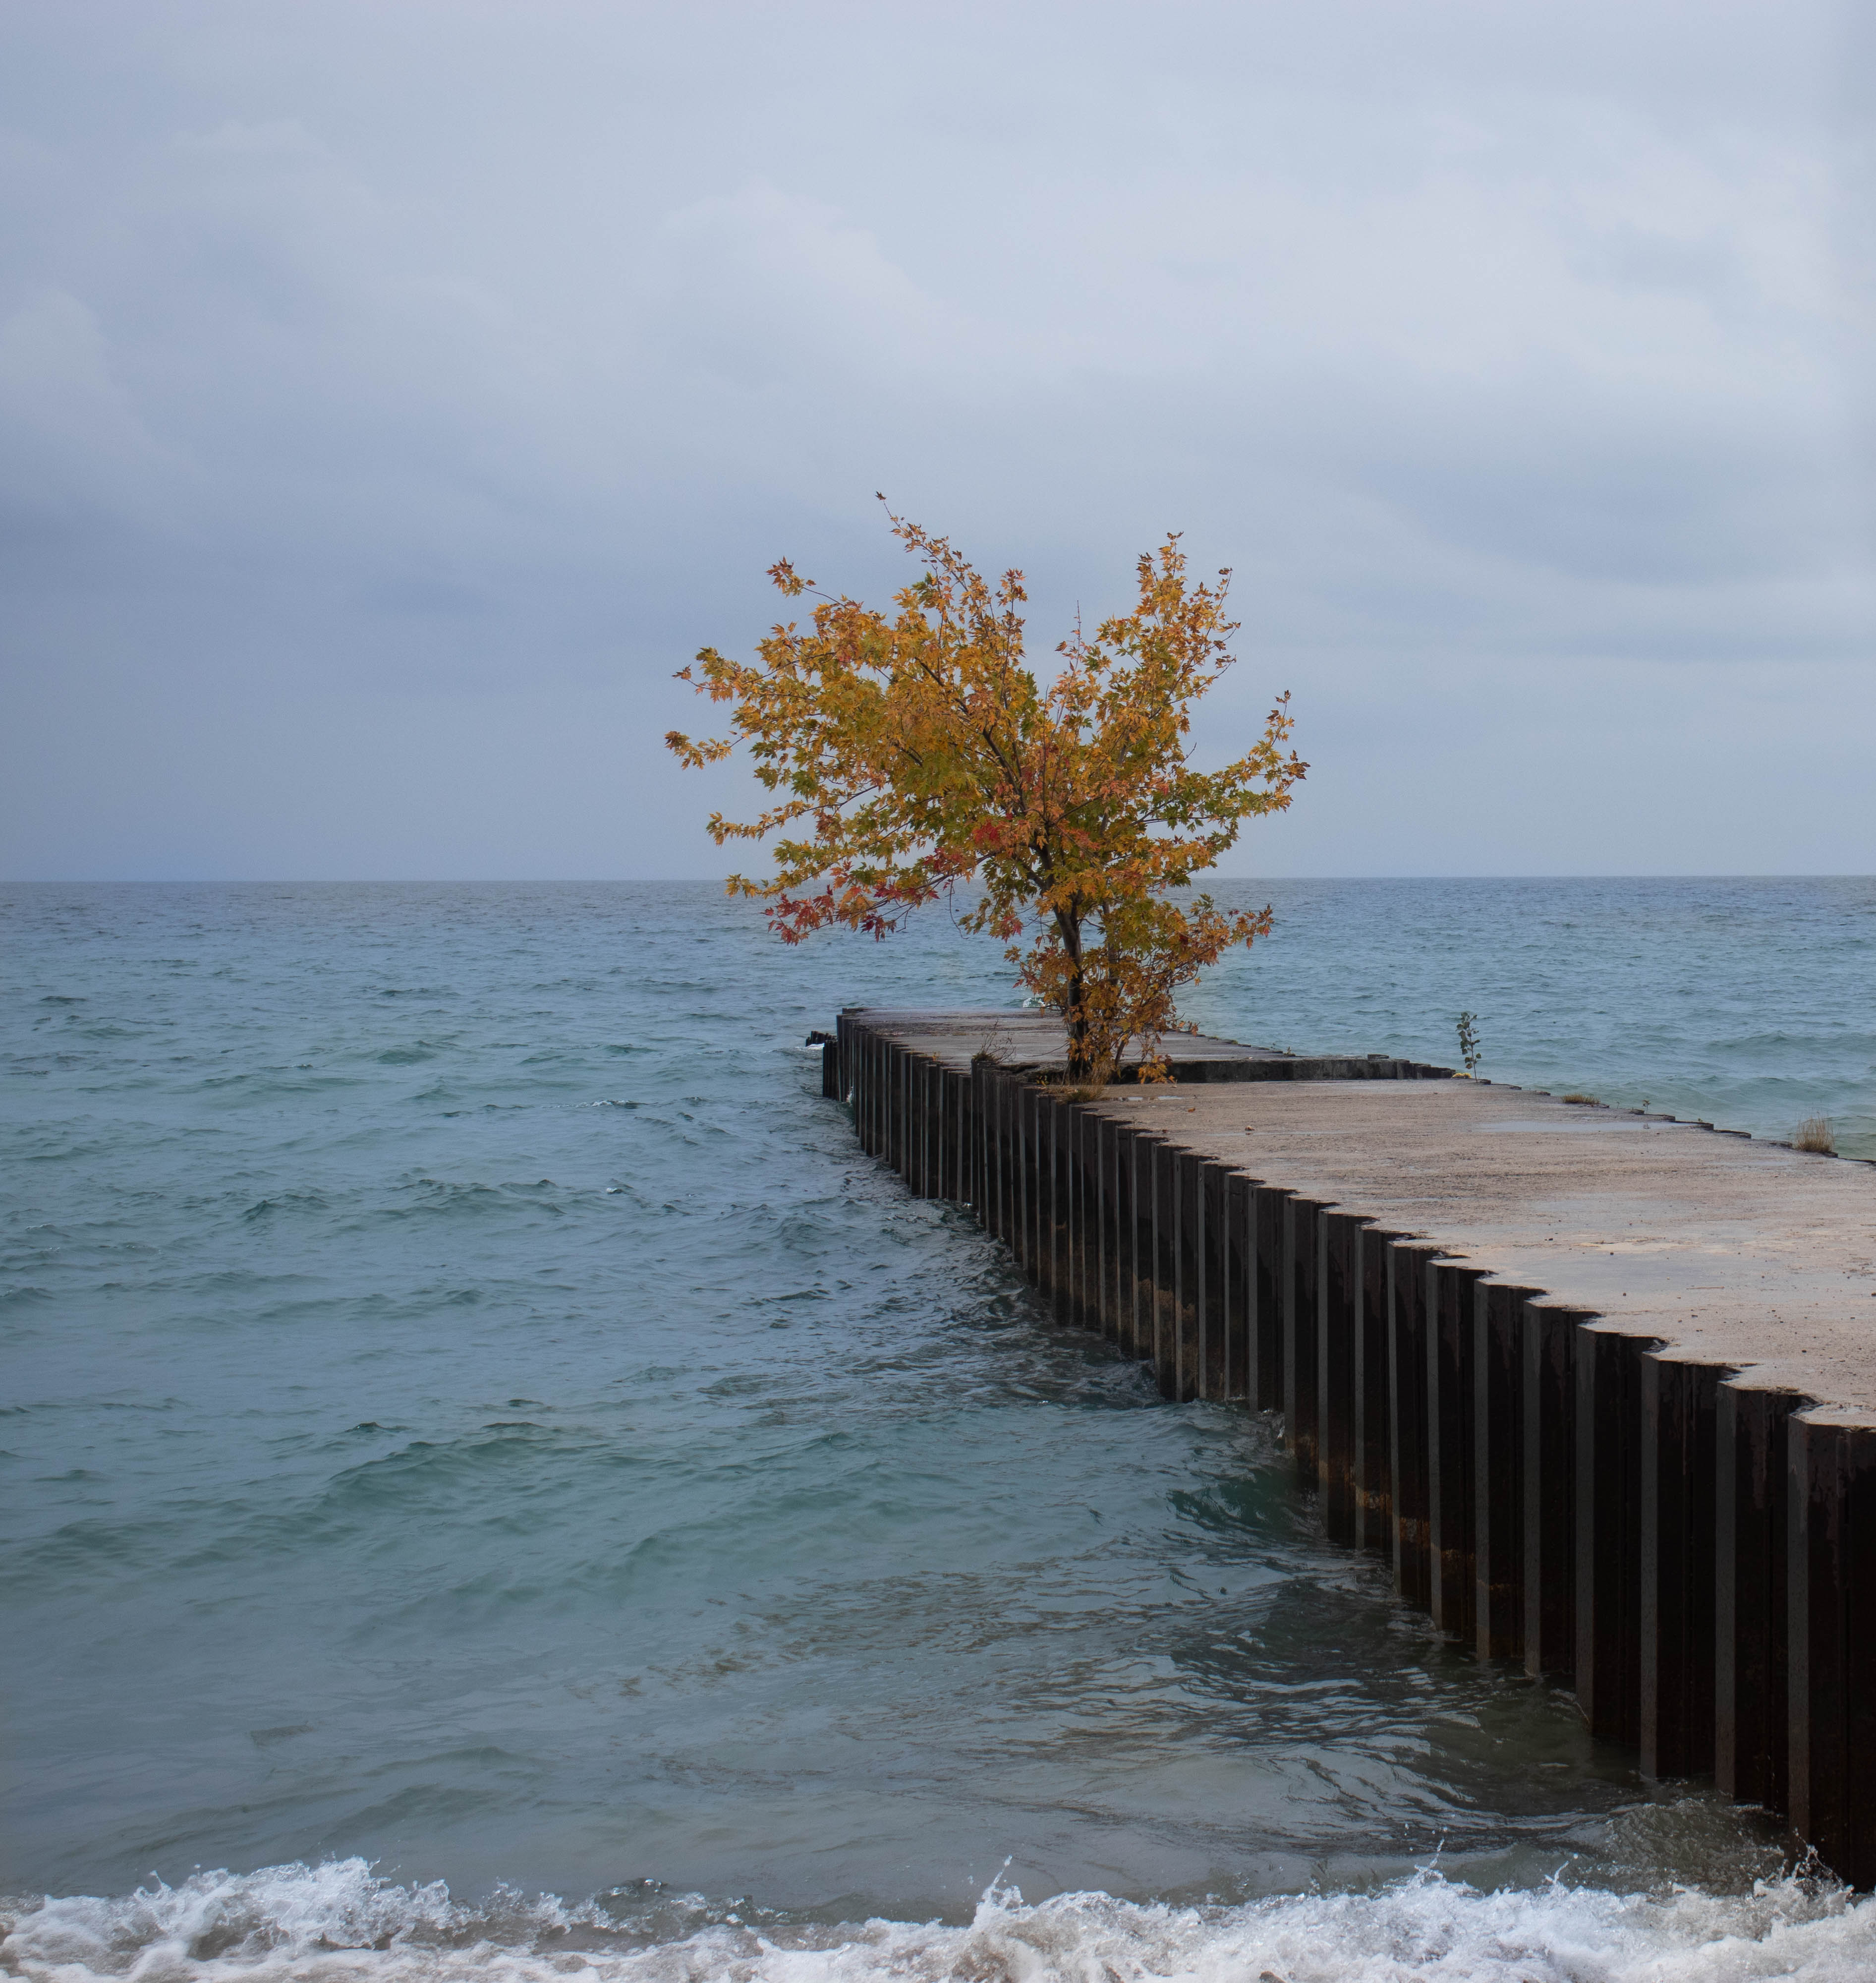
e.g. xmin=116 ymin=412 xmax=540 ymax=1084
xmin=1562 ymin=1093 xmax=1599 ymax=1106
xmin=1794 ymin=1116 xmax=1837 ymax=1155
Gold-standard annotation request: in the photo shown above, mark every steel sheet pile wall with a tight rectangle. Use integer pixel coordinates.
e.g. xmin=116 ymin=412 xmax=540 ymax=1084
xmin=828 ymin=1012 xmax=1876 ymax=1885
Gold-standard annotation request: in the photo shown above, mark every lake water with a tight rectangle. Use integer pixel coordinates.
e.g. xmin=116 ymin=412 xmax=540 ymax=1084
xmin=5 ymin=878 xmax=1876 ymax=1983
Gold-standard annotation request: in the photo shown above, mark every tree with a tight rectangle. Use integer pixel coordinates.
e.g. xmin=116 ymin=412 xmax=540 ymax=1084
xmin=666 ymin=503 xmax=1306 ymax=1085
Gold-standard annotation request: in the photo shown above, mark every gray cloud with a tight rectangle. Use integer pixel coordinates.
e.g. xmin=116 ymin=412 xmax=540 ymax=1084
xmin=0 ymin=0 xmax=1869 ymax=879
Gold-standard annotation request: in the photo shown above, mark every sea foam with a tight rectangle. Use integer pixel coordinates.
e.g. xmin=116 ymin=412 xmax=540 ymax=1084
xmin=6 ymin=1859 xmax=1876 ymax=1983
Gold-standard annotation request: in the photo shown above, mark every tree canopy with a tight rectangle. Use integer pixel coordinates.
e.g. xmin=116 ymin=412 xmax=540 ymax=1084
xmin=667 ymin=504 xmax=1306 ymax=1083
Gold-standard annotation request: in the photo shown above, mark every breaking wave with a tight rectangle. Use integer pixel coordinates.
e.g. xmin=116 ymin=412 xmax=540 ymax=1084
xmin=7 ymin=1858 xmax=1876 ymax=1983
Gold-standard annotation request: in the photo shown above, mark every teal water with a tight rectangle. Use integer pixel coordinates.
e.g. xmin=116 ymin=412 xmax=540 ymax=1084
xmin=1189 ymin=877 xmax=1876 ymax=1159
xmin=4 ymin=879 xmax=1875 ymax=1982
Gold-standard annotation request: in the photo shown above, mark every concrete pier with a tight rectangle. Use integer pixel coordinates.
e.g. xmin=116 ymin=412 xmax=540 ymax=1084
xmin=826 ymin=1006 xmax=1876 ymax=1885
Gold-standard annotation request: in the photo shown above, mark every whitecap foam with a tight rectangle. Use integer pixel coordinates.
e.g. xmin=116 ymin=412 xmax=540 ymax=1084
xmin=6 ymin=1858 xmax=1876 ymax=1983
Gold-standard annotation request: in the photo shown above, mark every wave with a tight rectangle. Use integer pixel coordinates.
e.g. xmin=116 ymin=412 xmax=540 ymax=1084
xmin=5 ymin=1858 xmax=1876 ymax=1983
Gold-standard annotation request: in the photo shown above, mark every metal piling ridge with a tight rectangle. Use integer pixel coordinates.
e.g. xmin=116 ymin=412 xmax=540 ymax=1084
xmin=825 ymin=1006 xmax=1876 ymax=1888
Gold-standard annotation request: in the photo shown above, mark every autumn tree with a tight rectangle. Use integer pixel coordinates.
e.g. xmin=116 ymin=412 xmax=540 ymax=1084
xmin=666 ymin=504 xmax=1306 ymax=1086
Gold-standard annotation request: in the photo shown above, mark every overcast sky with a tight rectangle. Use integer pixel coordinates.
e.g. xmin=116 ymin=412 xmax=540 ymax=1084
xmin=1 ymin=0 xmax=1870 ymax=879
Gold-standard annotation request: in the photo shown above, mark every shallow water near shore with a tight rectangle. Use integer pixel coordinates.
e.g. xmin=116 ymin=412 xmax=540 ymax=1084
xmin=5 ymin=878 xmax=1876 ymax=1980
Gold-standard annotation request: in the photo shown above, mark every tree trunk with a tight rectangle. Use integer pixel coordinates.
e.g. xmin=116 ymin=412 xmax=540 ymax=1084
xmin=1066 ymin=966 xmax=1091 ymax=1083
xmin=1055 ymin=909 xmax=1092 ymax=1084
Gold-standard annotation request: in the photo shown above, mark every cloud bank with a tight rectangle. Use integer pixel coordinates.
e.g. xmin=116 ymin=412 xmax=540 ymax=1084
xmin=0 ymin=0 xmax=1869 ymax=877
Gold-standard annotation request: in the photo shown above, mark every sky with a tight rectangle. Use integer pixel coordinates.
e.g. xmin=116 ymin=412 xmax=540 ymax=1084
xmin=0 ymin=0 xmax=1871 ymax=880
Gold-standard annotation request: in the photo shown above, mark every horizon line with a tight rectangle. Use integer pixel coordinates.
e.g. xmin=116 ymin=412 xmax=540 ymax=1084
xmin=6 ymin=873 xmax=1876 ymax=888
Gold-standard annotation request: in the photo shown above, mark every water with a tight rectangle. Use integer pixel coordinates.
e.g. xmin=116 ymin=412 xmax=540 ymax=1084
xmin=1183 ymin=876 xmax=1876 ymax=1160
xmin=5 ymin=877 xmax=1876 ymax=1982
